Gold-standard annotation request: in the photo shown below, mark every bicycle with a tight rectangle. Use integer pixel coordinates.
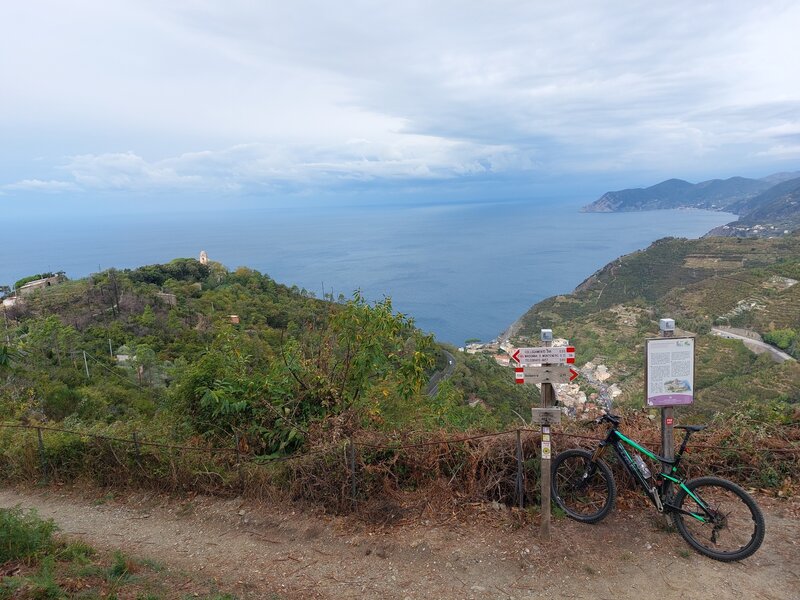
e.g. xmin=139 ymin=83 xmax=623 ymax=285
xmin=551 ymin=412 xmax=765 ymax=561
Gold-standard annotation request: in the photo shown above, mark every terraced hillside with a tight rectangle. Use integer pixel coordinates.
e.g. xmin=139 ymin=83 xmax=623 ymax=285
xmin=513 ymin=233 xmax=800 ymax=417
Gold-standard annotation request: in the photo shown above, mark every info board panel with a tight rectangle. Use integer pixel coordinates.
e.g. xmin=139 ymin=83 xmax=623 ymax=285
xmin=645 ymin=337 xmax=695 ymax=406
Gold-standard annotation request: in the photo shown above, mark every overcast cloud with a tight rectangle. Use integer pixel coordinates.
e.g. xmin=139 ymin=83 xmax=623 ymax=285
xmin=2 ymin=0 xmax=799 ymax=198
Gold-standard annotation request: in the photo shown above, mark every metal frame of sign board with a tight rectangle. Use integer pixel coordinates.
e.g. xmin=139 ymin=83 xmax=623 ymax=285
xmin=644 ymin=336 xmax=695 ymax=407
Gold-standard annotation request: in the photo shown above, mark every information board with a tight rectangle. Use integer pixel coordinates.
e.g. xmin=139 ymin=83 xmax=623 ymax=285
xmin=645 ymin=337 xmax=695 ymax=406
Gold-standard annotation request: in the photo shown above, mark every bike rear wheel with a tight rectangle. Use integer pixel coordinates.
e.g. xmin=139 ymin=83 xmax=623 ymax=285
xmin=551 ymin=449 xmax=616 ymax=523
xmin=672 ymin=476 xmax=765 ymax=561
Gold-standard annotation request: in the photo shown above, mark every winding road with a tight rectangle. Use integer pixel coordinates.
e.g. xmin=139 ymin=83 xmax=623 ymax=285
xmin=425 ymin=349 xmax=456 ymax=396
xmin=710 ymin=327 xmax=795 ymax=363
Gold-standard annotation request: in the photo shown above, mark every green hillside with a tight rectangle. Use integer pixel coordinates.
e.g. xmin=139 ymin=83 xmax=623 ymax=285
xmin=0 ymin=259 xmax=534 ymax=458
xmin=514 ymin=233 xmax=800 ymax=418
xmin=1 ymin=253 xmax=796 ymax=507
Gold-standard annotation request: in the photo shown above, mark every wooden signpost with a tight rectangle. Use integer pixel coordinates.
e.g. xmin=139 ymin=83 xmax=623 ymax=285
xmin=539 ymin=330 xmax=555 ymax=540
xmin=512 ymin=328 xmax=577 ymax=540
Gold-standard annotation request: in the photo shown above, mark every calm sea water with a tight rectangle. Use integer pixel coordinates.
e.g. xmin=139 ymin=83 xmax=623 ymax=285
xmin=1 ymin=198 xmax=733 ymax=344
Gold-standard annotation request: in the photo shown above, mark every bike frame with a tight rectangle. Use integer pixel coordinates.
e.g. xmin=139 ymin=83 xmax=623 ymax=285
xmin=591 ymin=425 xmax=712 ymax=522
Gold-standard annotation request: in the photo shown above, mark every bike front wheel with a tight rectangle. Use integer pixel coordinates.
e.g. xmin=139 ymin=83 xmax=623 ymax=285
xmin=672 ymin=476 xmax=765 ymax=561
xmin=551 ymin=449 xmax=616 ymax=523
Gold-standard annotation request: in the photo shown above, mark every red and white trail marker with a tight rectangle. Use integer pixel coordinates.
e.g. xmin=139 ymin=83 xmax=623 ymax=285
xmin=516 ymin=365 xmax=580 ymax=385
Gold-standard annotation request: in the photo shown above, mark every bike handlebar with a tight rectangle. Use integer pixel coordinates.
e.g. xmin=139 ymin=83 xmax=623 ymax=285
xmin=595 ymin=412 xmax=621 ymax=427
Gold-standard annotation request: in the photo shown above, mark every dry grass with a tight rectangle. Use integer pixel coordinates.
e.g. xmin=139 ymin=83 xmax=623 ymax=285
xmin=1 ymin=413 xmax=797 ymax=516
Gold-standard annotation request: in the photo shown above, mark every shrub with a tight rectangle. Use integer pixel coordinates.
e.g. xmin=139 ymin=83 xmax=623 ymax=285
xmin=0 ymin=507 xmax=58 ymax=563
xmin=42 ymin=385 xmax=82 ymax=421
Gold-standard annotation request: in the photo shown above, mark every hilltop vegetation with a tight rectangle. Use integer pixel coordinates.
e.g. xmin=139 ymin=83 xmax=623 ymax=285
xmin=0 ymin=259 xmax=534 ymax=458
xmin=514 ymin=233 xmax=800 ymax=418
xmin=0 ymin=250 xmax=797 ymax=512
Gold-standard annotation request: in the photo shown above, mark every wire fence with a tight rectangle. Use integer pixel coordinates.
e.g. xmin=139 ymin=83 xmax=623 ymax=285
xmin=1 ymin=420 xmax=797 ymax=512
xmin=2 ymin=421 xmax=798 ymax=460
xmin=0 ymin=423 xmax=529 ymax=473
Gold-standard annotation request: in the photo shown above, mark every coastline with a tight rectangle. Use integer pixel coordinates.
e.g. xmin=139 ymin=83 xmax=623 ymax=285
xmin=493 ymin=214 xmax=738 ymax=345
xmin=2 ymin=205 xmax=735 ymax=346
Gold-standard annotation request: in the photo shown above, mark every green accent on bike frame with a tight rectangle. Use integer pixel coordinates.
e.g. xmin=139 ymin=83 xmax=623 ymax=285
xmin=614 ymin=431 xmax=660 ymax=461
xmin=615 ymin=432 xmax=709 ymax=523
xmin=660 ymin=475 xmax=708 ymax=522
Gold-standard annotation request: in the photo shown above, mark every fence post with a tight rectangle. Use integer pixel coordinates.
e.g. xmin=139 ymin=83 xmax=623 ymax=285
xmin=132 ymin=431 xmax=141 ymax=462
xmin=516 ymin=429 xmax=524 ymax=509
xmin=348 ymin=440 xmax=357 ymax=510
xmin=36 ymin=427 xmax=48 ymax=484
xmin=234 ymin=432 xmax=244 ymax=488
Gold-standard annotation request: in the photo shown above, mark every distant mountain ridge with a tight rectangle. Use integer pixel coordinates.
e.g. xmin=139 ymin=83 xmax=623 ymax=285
xmin=583 ymin=176 xmax=776 ymax=213
xmin=583 ymin=170 xmax=800 ymax=238
xmin=706 ymin=176 xmax=800 ymax=237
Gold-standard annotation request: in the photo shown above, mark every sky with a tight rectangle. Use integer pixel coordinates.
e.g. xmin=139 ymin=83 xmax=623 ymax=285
xmin=2 ymin=0 xmax=800 ymax=211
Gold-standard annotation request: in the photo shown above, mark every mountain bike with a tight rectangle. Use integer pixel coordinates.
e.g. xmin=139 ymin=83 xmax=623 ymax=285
xmin=551 ymin=412 xmax=765 ymax=561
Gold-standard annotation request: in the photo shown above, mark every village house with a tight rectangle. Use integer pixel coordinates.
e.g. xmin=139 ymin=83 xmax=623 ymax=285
xmin=18 ymin=274 xmax=65 ymax=297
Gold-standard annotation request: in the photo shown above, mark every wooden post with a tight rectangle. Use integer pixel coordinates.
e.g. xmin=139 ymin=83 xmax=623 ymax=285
xmin=37 ymin=427 xmax=48 ymax=484
xmin=348 ymin=440 xmax=357 ymax=510
xmin=540 ymin=330 xmax=554 ymax=540
xmin=660 ymin=323 xmax=675 ymax=465
xmin=515 ymin=429 xmax=524 ymax=509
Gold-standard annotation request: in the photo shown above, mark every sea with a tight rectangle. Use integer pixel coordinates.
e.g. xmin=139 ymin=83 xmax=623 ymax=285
xmin=1 ymin=197 xmax=734 ymax=345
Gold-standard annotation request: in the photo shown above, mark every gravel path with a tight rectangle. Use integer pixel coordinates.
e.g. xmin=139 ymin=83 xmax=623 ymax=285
xmin=2 ymin=485 xmax=797 ymax=599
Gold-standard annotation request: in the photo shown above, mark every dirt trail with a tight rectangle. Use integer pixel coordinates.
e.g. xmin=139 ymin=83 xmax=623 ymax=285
xmin=2 ymin=485 xmax=797 ymax=600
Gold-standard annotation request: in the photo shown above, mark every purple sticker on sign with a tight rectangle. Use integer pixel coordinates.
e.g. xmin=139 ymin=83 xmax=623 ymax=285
xmin=648 ymin=393 xmax=693 ymax=407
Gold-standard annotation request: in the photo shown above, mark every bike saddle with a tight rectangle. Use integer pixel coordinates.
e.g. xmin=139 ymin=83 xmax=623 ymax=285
xmin=674 ymin=425 xmax=707 ymax=432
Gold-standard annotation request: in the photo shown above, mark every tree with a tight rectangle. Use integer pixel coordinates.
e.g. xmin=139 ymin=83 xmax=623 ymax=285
xmin=23 ymin=316 xmax=80 ymax=367
xmin=171 ymin=293 xmax=436 ymax=455
xmin=132 ymin=344 xmax=158 ymax=385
